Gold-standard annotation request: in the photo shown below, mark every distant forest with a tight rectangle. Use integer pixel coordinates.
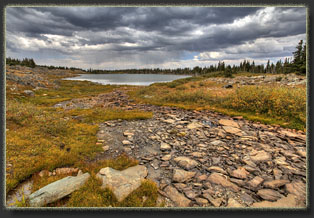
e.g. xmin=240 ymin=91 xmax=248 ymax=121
xmin=6 ymin=40 xmax=306 ymax=76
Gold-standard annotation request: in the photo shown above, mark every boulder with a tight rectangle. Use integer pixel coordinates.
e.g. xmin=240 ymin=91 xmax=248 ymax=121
xmin=96 ymin=165 xmax=147 ymax=202
xmin=29 ymin=173 xmax=90 ymax=207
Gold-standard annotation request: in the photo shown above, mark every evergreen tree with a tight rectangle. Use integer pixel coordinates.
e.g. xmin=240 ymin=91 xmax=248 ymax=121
xmin=224 ymin=65 xmax=232 ymax=78
xmin=292 ymin=40 xmax=306 ymax=75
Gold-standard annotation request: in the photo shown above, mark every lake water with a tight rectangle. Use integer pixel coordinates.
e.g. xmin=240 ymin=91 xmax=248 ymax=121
xmin=64 ymin=73 xmax=191 ymax=86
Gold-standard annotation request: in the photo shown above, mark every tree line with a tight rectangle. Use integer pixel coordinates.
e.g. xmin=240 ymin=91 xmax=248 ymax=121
xmin=6 ymin=57 xmax=36 ymax=68
xmin=6 ymin=40 xmax=306 ymax=76
xmin=87 ymin=40 xmax=307 ymax=76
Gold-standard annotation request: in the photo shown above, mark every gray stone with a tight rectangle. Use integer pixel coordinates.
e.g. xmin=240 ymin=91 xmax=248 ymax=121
xmin=29 ymin=173 xmax=90 ymax=207
xmin=96 ymin=165 xmax=147 ymax=202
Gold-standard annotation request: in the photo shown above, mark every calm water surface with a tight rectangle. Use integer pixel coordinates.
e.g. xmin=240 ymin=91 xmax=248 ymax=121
xmin=64 ymin=74 xmax=191 ymax=86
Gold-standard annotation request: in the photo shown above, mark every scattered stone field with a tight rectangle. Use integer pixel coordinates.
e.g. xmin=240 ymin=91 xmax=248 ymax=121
xmin=55 ymin=89 xmax=307 ymax=208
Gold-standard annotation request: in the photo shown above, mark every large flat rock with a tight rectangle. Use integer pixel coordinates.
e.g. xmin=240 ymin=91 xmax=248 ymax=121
xmin=29 ymin=173 xmax=90 ymax=207
xmin=96 ymin=165 xmax=147 ymax=202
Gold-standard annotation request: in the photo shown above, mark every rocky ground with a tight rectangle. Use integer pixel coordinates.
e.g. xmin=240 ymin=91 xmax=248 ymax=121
xmin=54 ymin=89 xmax=307 ymax=208
xmin=206 ymin=74 xmax=306 ymax=87
xmin=6 ymin=65 xmax=77 ymax=89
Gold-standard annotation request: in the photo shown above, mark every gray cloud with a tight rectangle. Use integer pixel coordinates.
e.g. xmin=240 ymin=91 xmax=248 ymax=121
xmin=5 ymin=6 xmax=306 ymax=69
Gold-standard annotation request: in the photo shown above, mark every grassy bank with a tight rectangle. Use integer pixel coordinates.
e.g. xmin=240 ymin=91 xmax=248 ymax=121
xmin=129 ymin=74 xmax=306 ymax=131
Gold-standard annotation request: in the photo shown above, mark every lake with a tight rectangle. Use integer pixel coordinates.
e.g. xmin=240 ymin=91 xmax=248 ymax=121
xmin=63 ymin=73 xmax=191 ymax=86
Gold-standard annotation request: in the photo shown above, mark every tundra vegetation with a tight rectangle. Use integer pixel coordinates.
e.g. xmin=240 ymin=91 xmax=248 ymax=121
xmin=5 ymin=40 xmax=306 ymax=207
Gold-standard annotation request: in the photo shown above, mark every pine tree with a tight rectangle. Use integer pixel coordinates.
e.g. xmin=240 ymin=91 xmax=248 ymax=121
xmin=292 ymin=40 xmax=306 ymax=75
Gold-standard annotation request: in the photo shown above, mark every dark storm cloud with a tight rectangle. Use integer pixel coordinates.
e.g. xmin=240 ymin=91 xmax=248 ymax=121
xmin=6 ymin=7 xmax=261 ymax=41
xmin=5 ymin=6 xmax=306 ymax=69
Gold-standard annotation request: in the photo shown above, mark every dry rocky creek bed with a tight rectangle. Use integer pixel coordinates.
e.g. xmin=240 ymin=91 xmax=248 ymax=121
xmin=7 ymin=89 xmax=307 ymax=208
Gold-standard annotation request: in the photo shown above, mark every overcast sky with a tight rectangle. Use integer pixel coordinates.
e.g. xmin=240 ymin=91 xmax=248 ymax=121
xmin=6 ymin=6 xmax=306 ymax=70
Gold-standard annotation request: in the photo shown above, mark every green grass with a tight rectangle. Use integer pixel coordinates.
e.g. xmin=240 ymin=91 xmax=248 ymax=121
xmin=223 ymin=85 xmax=306 ymax=130
xmin=6 ymin=99 xmax=101 ymax=193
